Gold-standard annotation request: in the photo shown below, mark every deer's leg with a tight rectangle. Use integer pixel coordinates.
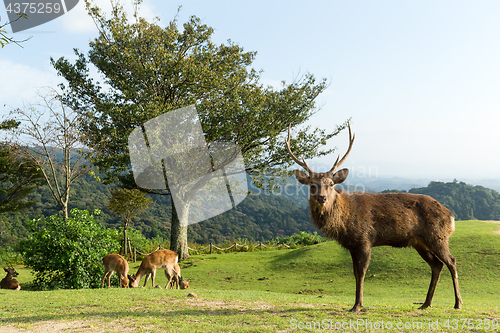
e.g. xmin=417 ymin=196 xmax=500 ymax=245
xmin=143 ymin=273 xmax=150 ymax=288
xmin=414 ymin=246 xmax=443 ymax=309
xmin=349 ymin=248 xmax=371 ymax=312
xmin=432 ymin=246 xmax=463 ymax=309
xmin=151 ymin=270 xmax=156 ymax=288
xmin=101 ymin=271 xmax=108 ymax=288
xmin=108 ymin=272 xmax=114 ymax=288
xmin=164 ymin=269 xmax=173 ymax=289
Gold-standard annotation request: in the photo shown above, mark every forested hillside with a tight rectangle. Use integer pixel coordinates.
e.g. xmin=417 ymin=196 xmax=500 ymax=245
xmin=384 ymin=180 xmax=500 ymax=220
xmin=0 ymin=173 xmax=314 ymax=247
xmin=3 ymin=175 xmax=500 ymax=248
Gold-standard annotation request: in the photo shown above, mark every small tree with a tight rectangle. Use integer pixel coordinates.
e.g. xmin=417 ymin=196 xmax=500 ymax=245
xmin=108 ymin=188 xmax=153 ymax=257
xmin=6 ymin=88 xmax=88 ymax=218
xmin=20 ymin=208 xmax=119 ymax=290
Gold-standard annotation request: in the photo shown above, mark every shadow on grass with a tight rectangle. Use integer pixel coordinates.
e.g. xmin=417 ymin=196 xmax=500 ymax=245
xmin=0 ymin=305 xmax=346 ymax=325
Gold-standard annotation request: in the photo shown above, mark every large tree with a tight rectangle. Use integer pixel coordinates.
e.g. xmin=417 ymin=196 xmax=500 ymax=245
xmin=52 ymin=0 xmax=344 ymax=259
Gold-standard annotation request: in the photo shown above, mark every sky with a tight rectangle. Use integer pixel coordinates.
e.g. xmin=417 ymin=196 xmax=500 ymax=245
xmin=1 ymin=0 xmax=500 ymax=181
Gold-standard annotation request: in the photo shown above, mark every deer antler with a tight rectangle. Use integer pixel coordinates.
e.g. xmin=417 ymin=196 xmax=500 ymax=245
xmin=328 ymin=120 xmax=355 ymax=175
xmin=285 ymin=124 xmax=314 ymax=175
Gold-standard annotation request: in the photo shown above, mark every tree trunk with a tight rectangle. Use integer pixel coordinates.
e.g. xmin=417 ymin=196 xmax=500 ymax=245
xmin=123 ymin=222 xmax=128 ymax=257
xmin=170 ymin=197 xmax=189 ymax=260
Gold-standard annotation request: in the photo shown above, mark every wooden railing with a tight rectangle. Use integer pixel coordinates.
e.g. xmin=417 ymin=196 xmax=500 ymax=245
xmin=127 ymin=242 xmax=291 ymax=262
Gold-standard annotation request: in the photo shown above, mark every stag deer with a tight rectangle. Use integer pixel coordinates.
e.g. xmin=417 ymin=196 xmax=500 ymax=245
xmin=1 ymin=266 xmax=21 ymax=290
xmin=101 ymin=253 xmax=129 ymax=288
xmin=128 ymin=249 xmax=188 ymax=289
xmin=286 ymin=122 xmax=462 ymax=312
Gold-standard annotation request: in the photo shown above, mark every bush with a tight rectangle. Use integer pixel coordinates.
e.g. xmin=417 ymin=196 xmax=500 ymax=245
xmin=20 ymin=208 xmax=119 ymax=290
xmin=0 ymin=247 xmax=23 ymax=266
xmin=270 ymin=231 xmax=328 ymax=247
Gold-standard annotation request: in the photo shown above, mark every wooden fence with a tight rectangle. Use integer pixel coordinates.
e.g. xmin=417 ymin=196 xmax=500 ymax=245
xmin=125 ymin=242 xmax=291 ymax=262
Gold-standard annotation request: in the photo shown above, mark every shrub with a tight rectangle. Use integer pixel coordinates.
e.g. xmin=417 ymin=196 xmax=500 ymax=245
xmin=20 ymin=208 xmax=119 ymax=290
xmin=270 ymin=231 xmax=328 ymax=247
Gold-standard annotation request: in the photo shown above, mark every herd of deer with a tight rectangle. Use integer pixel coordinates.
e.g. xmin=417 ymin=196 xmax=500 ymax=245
xmin=102 ymin=249 xmax=189 ymax=290
xmin=1 ymin=249 xmax=189 ymax=292
xmin=1 ymin=122 xmax=463 ymax=313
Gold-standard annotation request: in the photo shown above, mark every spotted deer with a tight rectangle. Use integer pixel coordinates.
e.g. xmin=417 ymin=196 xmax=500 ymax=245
xmin=1 ymin=266 xmax=21 ymax=290
xmin=128 ymin=249 xmax=188 ymax=289
xmin=286 ymin=122 xmax=462 ymax=312
xmin=101 ymin=253 xmax=129 ymax=288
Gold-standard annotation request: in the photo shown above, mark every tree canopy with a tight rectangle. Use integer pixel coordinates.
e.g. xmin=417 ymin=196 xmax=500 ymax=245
xmin=408 ymin=181 xmax=500 ymax=221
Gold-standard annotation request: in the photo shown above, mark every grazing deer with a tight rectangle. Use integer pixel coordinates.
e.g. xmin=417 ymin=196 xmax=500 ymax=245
xmin=128 ymin=249 xmax=188 ymax=289
xmin=101 ymin=253 xmax=129 ymax=288
xmin=1 ymin=266 xmax=21 ymax=290
xmin=165 ymin=263 xmax=189 ymax=290
xmin=286 ymin=122 xmax=462 ymax=312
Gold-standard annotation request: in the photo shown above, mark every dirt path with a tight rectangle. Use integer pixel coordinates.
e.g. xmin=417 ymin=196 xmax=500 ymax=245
xmin=484 ymin=220 xmax=500 ymax=235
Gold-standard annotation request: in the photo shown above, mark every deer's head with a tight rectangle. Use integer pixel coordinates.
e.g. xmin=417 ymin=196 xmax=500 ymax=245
xmin=3 ymin=266 xmax=19 ymax=278
xmin=286 ymin=122 xmax=355 ymax=206
xmin=127 ymin=274 xmax=138 ymax=288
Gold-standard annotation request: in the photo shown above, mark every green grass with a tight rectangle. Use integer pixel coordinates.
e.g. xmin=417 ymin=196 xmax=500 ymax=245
xmin=1 ymin=220 xmax=499 ymax=332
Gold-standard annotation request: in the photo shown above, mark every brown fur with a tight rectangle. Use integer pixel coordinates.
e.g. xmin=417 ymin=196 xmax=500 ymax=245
xmin=101 ymin=253 xmax=129 ymax=288
xmin=128 ymin=249 xmax=187 ymax=289
xmin=296 ymin=169 xmax=462 ymax=312
xmin=165 ymin=263 xmax=189 ymax=290
xmin=1 ymin=267 xmax=21 ymax=290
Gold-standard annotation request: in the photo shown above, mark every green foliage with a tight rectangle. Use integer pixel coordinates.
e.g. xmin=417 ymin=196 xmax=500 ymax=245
xmin=113 ymin=226 xmax=152 ymax=253
xmin=20 ymin=208 xmax=119 ymax=290
xmin=0 ymin=143 xmax=44 ymax=214
xmin=0 ymin=247 xmax=23 ymax=266
xmin=408 ymin=181 xmax=500 ymax=220
xmin=270 ymin=231 xmax=328 ymax=247
xmin=108 ymin=188 xmax=153 ymax=224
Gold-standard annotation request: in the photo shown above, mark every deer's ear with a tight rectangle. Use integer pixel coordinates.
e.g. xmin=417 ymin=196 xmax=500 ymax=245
xmin=332 ymin=168 xmax=349 ymax=184
xmin=294 ymin=170 xmax=310 ymax=185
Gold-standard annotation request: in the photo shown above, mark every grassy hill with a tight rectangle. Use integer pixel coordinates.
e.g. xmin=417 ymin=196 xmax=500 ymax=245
xmin=2 ymin=220 xmax=499 ymax=332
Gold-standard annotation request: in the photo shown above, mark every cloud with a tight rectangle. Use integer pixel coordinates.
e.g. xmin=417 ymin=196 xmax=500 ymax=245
xmin=58 ymin=0 xmax=162 ymax=34
xmin=0 ymin=60 xmax=60 ymax=110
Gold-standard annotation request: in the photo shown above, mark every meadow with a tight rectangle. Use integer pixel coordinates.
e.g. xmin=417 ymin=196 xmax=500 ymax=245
xmin=0 ymin=220 xmax=499 ymax=332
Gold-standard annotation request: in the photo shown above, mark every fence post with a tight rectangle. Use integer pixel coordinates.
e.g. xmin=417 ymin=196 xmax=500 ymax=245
xmin=210 ymin=242 xmax=213 ymax=254
xmin=133 ymin=247 xmax=137 ymax=263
